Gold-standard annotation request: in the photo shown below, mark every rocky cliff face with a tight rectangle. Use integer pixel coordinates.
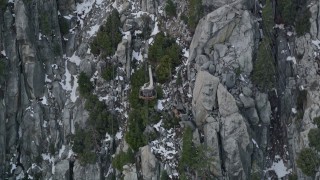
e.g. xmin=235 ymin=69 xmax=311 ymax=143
xmin=0 ymin=0 xmax=320 ymax=179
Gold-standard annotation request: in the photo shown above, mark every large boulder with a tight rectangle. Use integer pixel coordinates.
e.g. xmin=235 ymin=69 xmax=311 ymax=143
xmin=217 ymin=84 xmax=238 ymax=117
xmin=203 ymin=117 xmax=222 ymax=176
xmin=141 ymin=0 xmax=156 ymax=14
xmin=221 ymin=112 xmax=251 ymax=179
xmin=310 ymin=1 xmax=320 ymax=40
xmin=192 ymin=71 xmax=220 ymax=126
xmin=20 ymin=102 xmax=44 ymax=165
xmin=73 ymin=161 xmax=100 ymax=180
xmin=140 ymin=145 xmax=158 ymax=180
xmin=188 ymin=4 xmax=258 ymax=74
xmin=79 ymin=59 xmax=93 ymax=77
xmin=116 ymin=39 xmax=128 ymax=65
xmin=202 ymin=0 xmax=246 ymax=9
xmin=239 ymin=94 xmax=255 ymax=108
xmin=53 ymin=160 xmax=70 ymax=180
xmin=255 ymin=93 xmax=271 ymax=125
xmin=216 ymin=84 xmax=251 ymax=178
xmin=123 ymin=165 xmax=138 ymax=180
xmin=52 ymin=81 xmax=66 ymax=109
xmin=16 ymin=1 xmax=45 ymax=98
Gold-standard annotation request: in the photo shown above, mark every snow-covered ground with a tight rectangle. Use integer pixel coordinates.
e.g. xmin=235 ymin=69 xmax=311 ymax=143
xmin=265 ymin=155 xmax=292 ymax=178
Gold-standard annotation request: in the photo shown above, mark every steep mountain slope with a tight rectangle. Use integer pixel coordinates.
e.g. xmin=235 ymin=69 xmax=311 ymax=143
xmin=0 ymin=0 xmax=320 ymax=179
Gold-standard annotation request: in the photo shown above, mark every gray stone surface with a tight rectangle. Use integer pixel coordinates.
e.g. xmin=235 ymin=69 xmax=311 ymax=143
xmin=225 ymin=73 xmax=236 ymax=88
xmin=221 ymin=112 xmax=251 ymax=179
xmin=79 ymin=59 xmax=93 ymax=77
xmin=217 ymin=84 xmax=238 ymax=117
xmin=310 ymin=1 xmax=320 ymax=40
xmin=73 ymin=161 xmax=100 ymax=180
xmin=123 ymin=18 xmax=136 ymax=32
xmin=192 ymin=128 xmax=201 ymax=146
xmin=53 ymin=160 xmax=69 ymax=180
xmin=52 ymin=81 xmax=66 ymax=109
xmin=244 ymin=107 xmax=259 ymax=125
xmin=240 ymin=94 xmax=255 ymax=108
xmin=67 ymin=61 xmax=77 ymax=75
xmin=141 ymin=0 xmax=156 ymax=14
xmin=192 ymin=71 xmax=220 ymax=126
xmin=123 ymin=165 xmax=138 ymax=180
xmin=195 ymin=55 xmax=209 ymax=71
xmin=140 ymin=145 xmax=157 ymax=180
xmin=203 ymin=117 xmax=222 ymax=176
xmin=188 ymin=5 xmax=257 ymax=74
xmin=116 ymin=39 xmax=128 ymax=65
xmin=255 ymin=93 xmax=271 ymax=124
xmin=242 ymin=87 xmax=252 ymax=97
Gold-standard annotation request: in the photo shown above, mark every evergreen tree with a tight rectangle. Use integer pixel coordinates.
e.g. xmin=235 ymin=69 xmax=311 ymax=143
xmin=308 ymin=128 xmax=320 ymax=151
xmin=188 ymin=0 xmax=203 ymax=29
xmin=296 ymin=148 xmax=319 ymax=176
xmin=78 ymin=72 xmax=93 ymax=97
xmin=165 ymin=0 xmax=176 ymax=17
xmin=252 ymin=38 xmax=275 ymax=91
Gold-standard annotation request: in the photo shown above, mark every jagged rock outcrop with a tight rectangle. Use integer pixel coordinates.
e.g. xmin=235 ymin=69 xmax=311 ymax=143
xmin=310 ymin=1 xmax=320 ymax=40
xmin=202 ymin=0 xmax=255 ymax=9
xmin=218 ymin=84 xmax=251 ymax=179
xmin=140 ymin=145 xmax=158 ymax=180
xmin=123 ymin=165 xmax=138 ymax=180
xmin=203 ymin=116 xmax=222 ymax=176
xmin=255 ymin=92 xmax=271 ymax=125
xmin=189 ymin=2 xmax=259 ymax=179
xmin=217 ymin=84 xmax=239 ymax=116
xmin=287 ymin=1 xmax=320 ymax=179
xmin=188 ymin=4 xmax=258 ymax=75
xmin=192 ymin=73 xmax=253 ymax=179
xmin=192 ymin=71 xmax=219 ymax=126
xmin=53 ymin=160 xmax=70 ymax=180
xmin=73 ymin=161 xmax=101 ymax=180
xmin=141 ymin=0 xmax=156 ymax=14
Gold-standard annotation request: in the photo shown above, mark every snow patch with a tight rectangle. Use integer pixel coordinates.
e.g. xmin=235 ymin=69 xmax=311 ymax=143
xmin=182 ymin=48 xmax=189 ymax=58
xmin=116 ymin=131 xmax=123 ymax=140
xmin=153 ymin=120 xmax=163 ymax=132
xmin=59 ymin=145 xmax=66 ymax=158
xmin=41 ymin=153 xmax=55 ymax=174
xmin=291 ymin=108 xmax=297 ymax=114
xmin=274 ymin=24 xmax=285 ymax=29
xmin=88 ymin=24 xmax=100 ymax=37
xmin=148 ymin=37 xmax=154 ymax=44
xmin=43 ymin=121 xmax=48 ymax=128
xmin=157 ymin=100 xmax=166 ymax=111
xmin=252 ymin=139 xmax=259 ymax=148
xmin=96 ymin=0 xmax=103 ymax=5
xmin=41 ymin=95 xmax=48 ymax=105
xmin=312 ymin=39 xmax=320 ymax=50
xmin=45 ymin=74 xmax=52 ymax=83
xmin=151 ymin=18 xmax=160 ymax=36
xmin=0 ymin=50 xmax=6 ymax=56
xmin=132 ymin=50 xmax=143 ymax=61
xmin=75 ymin=0 xmax=95 ymax=28
xmin=265 ymin=156 xmax=292 ymax=178
xmin=300 ymin=85 xmax=304 ymax=90
xmin=286 ymin=56 xmax=296 ymax=64
xmin=69 ymin=53 xmax=82 ymax=66
xmin=60 ymin=59 xmax=79 ymax=102
xmin=10 ymin=163 xmax=16 ymax=173
xmin=287 ymin=31 xmax=293 ymax=36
